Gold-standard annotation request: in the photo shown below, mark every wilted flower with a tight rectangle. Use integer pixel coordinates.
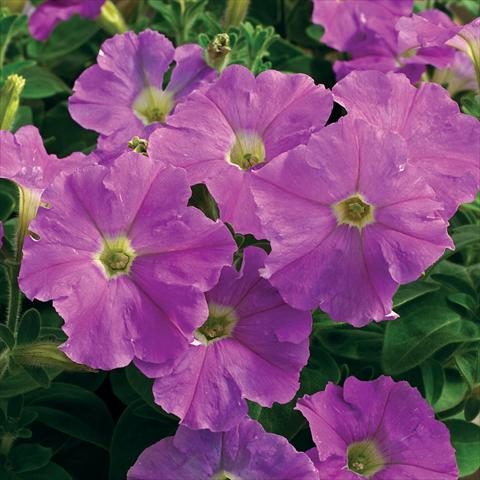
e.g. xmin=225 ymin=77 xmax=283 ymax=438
xmin=69 ymin=29 xmax=215 ymax=156
xmin=297 ymin=376 xmax=458 ymax=479
xmin=148 ymin=64 xmax=333 ymax=238
xmin=127 ymin=417 xmax=319 ymax=480
xmin=28 ymin=0 xmax=105 ymax=41
xmin=137 ymin=247 xmax=311 ymax=431
xmin=251 ymin=116 xmax=452 ymax=326
xmin=19 ymin=153 xmax=235 ymax=370
xmin=333 ymin=70 xmax=480 ymax=217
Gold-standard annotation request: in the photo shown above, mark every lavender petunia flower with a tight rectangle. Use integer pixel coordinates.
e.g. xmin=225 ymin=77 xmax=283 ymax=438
xmin=251 ymin=116 xmax=453 ymax=326
xmin=148 ymin=64 xmax=333 ymax=238
xmin=446 ymin=18 xmax=480 ymax=86
xmin=332 ymin=9 xmax=459 ymax=83
xmin=333 ymin=70 xmax=480 ymax=218
xmin=69 ymin=30 xmax=215 ymax=157
xmin=433 ymin=51 xmax=478 ymax=96
xmin=127 ymin=417 xmax=319 ymax=480
xmin=137 ymin=247 xmax=311 ymax=431
xmin=19 ymin=152 xmax=236 ymax=370
xmin=297 ymin=376 xmax=458 ymax=479
xmin=0 ymin=126 xmax=88 ymax=243
xmin=29 ymin=0 xmax=105 ymax=41
xmin=311 ymin=0 xmax=413 ymax=54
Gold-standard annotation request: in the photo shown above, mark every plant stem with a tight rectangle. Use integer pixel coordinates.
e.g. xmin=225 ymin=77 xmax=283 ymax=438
xmin=6 ymin=262 xmax=21 ymax=333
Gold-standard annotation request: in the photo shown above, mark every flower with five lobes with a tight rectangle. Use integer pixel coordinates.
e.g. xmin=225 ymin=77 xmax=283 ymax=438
xmin=148 ymin=64 xmax=333 ymax=238
xmin=333 ymin=70 xmax=480 ymax=218
xmin=137 ymin=247 xmax=311 ymax=432
xmin=297 ymin=376 xmax=458 ymax=479
xmin=127 ymin=417 xmax=319 ymax=480
xmin=28 ymin=0 xmax=106 ymax=41
xmin=251 ymin=116 xmax=453 ymax=326
xmin=69 ymin=29 xmax=215 ymax=156
xmin=19 ymin=153 xmax=236 ymax=370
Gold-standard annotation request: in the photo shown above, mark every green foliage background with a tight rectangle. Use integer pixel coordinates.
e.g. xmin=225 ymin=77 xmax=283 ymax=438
xmin=0 ymin=0 xmax=479 ymax=478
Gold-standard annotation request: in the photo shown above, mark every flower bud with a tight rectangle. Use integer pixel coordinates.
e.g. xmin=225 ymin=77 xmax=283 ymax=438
xmin=0 ymin=74 xmax=25 ymax=131
xmin=224 ymin=0 xmax=250 ymax=27
xmin=206 ymin=33 xmax=231 ymax=72
xmin=96 ymin=0 xmax=128 ymax=36
xmin=13 ymin=342 xmax=95 ymax=372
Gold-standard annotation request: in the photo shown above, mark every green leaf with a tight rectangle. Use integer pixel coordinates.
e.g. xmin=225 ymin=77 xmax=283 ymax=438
xmin=420 ymin=358 xmax=445 ymax=406
xmin=8 ymin=444 xmax=52 ymax=473
xmin=464 ymin=394 xmax=480 ymax=422
xmin=435 ymin=368 xmax=468 ymax=415
xmin=37 ymin=16 xmax=99 ymax=61
xmin=17 ymin=309 xmax=41 ymax=345
xmin=21 ymin=365 xmax=51 ymax=388
xmin=109 ymin=398 xmax=177 ymax=480
xmin=393 ymin=279 xmax=439 ymax=307
xmin=445 ymin=420 xmax=480 ymax=477
xmin=0 ymin=324 xmax=15 ymax=350
xmin=20 ymin=66 xmax=69 ymax=99
xmin=450 ymin=225 xmax=480 ymax=255
xmin=110 ymin=369 xmax=140 ymax=405
xmin=0 ymin=365 xmax=61 ymax=399
xmin=25 ymin=383 xmax=113 ymax=450
xmin=305 ymin=24 xmax=324 ymax=42
xmin=16 ymin=462 xmax=72 ymax=480
xmin=382 ymin=293 xmax=480 ymax=374
xmin=0 ymin=191 xmax=15 ymax=221
xmin=125 ymin=363 xmax=154 ymax=403
xmin=461 ymin=92 xmax=480 ymax=119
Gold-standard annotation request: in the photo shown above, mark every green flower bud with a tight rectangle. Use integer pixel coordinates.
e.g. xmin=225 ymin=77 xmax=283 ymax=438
xmin=96 ymin=0 xmax=128 ymax=36
xmin=0 ymin=74 xmax=25 ymax=131
xmin=206 ymin=33 xmax=231 ymax=72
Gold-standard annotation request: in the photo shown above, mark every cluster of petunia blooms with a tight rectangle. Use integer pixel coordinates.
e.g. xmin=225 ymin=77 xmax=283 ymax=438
xmin=1 ymin=3 xmax=479 ymax=478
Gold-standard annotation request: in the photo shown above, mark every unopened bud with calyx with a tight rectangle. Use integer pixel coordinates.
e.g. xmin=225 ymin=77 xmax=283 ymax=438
xmin=0 ymin=74 xmax=25 ymax=131
xmin=97 ymin=0 xmax=128 ymax=36
xmin=206 ymin=34 xmax=231 ymax=72
xmin=224 ymin=0 xmax=250 ymax=27
xmin=128 ymin=136 xmax=149 ymax=155
xmin=13 ymin=342 xmax=95 ymax=372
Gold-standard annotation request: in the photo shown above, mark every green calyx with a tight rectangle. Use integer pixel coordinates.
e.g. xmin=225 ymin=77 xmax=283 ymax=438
xmin=228 ymin=131 xmax=265 ymax=171
xmin=347 ymin=440 xmax=385 ymax=478
xmin=95 ymin=236 xmax=136 ymax=278
xmin=195 ymin=304 xmax=238 ymax=345
xmin=0 ymin=74 xmax=25 ymax=130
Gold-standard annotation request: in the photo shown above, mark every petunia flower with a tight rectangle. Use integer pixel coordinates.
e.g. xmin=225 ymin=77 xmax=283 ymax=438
xmin=333 ymin=70 xmax=480 ymax=218
xmin=331 ymin=9 xmax=459 ymax=83
xmin=0 ymin=126 xmax=88 ymax=256
xmin=297 ymin=376 xmax=458 ymax=479
xmin=433 ymin=51 xmax=478 ymax=96
xmin=251 ymin=116 xmax=453 ymax=326
xmin=148 ymin=64 xmax=333 ymax=238
xmin=19 ymin=152 xmax=236 ymax=370
xmin=311 ymin=0 xmax=413 ymax=55
xmin=28 ymin=0 xmax=106 ymax=41
xmin=69 ymin=29 xmax=216 ymax=157
xmin=136 ymin=247 xmax=311 ymax=432
xmin=127 ymin=417 xmax=319 ymax=480
xmin=446 ymin=18 xmax=480 ymax=88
